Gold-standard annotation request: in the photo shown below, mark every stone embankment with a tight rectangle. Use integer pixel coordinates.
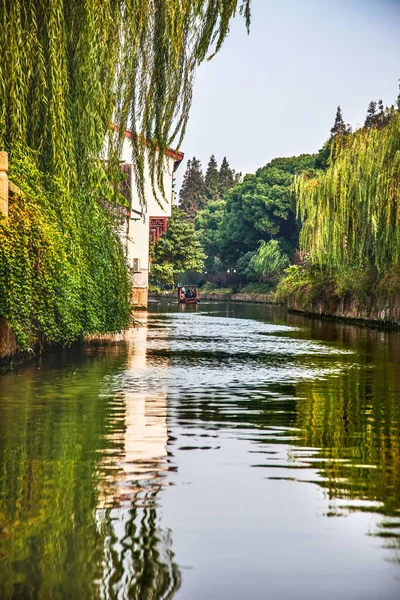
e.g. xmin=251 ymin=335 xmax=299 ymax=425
xmin=149 ymin=291 xmax=277 ymax=304
xmin=287 ymin=295 xmax=400 ymax=328
xmin=201 ymin=292 xmax=276 ymax=303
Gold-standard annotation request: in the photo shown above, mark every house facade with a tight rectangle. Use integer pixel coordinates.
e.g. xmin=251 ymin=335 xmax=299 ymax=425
xmin=119 ymin=130 xmax=183 ymax=307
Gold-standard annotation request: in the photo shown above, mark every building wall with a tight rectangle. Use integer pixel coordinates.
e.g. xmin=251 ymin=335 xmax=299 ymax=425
xmin=120 ymin=137 xmax=178 ymax=307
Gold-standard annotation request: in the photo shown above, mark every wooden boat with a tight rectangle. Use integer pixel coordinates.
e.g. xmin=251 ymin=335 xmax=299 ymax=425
xmin=178 ymin=285 xmax=199 ymax=304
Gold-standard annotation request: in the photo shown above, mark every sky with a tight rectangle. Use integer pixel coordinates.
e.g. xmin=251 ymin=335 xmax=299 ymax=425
xmin=176 ymin=0 xmax=400 ymax=189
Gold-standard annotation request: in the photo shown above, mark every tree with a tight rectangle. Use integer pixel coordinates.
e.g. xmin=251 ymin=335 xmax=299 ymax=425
xmin=150 ymin=207 xmax=205 ymax=289
xmin=195 ymin=199 xmax=226 ymax=271
xmin=217 ymin=155 xmax=316 ymax=264
xmin=0 ymin=0 xmax=251 ymax=347
xmin=204 ymin=155 xmax=220 ymax=201
xmin=219 ymin=156 xmax=235 ymax=197
xmin=0 ymin=1 xmax=251 ymax=205
xmin=249 ymin=240 xmax=289 ymax=283
xmin=179 ymin=157 xmax=205 ymax=221
xmin=316 ymin=106 xmax=352 ymax=170
xmin=364 ymin=101 xmax=378 ymax=128
xmin=314 ymin=139 xmax=332 ymax=171
xmin=330 ymin=106 xmax=348 ymax=136
xmin=297 ymin=112 xmax=400 ymax=271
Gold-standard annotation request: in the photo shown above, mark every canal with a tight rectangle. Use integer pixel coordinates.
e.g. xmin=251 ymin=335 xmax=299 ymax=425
xmin=0 ymin=301 xmax=399 ymax=599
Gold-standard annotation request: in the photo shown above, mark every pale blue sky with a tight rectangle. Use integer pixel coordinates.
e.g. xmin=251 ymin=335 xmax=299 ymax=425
xmin=177 ymin=0 xmax=400 ymax=186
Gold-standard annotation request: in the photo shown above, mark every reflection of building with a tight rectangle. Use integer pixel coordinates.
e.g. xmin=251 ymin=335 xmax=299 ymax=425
xmin=98 ymin=317 xmax=170 ymax=507
xmin=119 ymin=131 xmax=184 ymax=308
xmin=96 ymin=318 xmax=181 ymax=598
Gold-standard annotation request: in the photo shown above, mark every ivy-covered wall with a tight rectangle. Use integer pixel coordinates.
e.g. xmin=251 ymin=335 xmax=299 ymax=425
xmin=0 ymin=149 xmax=131 ymax=352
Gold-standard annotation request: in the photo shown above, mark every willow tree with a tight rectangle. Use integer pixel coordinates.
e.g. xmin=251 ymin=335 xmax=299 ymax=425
xmin=296 ymin=113 xmax=400 ymax=271
xmin=0 ymin=1 xmax=251 ymax=346
xmin=0 ymin=0 xmax=251 ymax=202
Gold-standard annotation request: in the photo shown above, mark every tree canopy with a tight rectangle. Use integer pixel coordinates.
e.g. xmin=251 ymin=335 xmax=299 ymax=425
xmin=0 ymin=0 xmax=251 ymax=346
xmin=150 ymin=207 xmax=205 ymax=289
xmin=297 ymin=112 xmax=400 ymax=272
xmin=179 ymin=153 xmax=240 ymax=221
xmin=0 ymin=0 xmax=251 ymax=201
xmin=219 ymin=156 xmax=239 ymax=196
xmin=196 ymin=154 xmax=315 ymax=269
xmin=204 ymin=155 xmax=220 ymax=201
xmin=179 ymin=157 xmax=205 ymax=220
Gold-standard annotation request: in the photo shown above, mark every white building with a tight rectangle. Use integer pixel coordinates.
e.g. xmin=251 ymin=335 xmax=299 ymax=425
xmin=119 ymin=129 xmax=183 ymax=307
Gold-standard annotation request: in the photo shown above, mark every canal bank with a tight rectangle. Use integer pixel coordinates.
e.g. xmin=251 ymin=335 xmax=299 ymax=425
xmin=149 ymin=290 xmax=400 ymax=329
xmin=149 ymin=290 xmax=278 ymax=304
xmin=286 ymin=294 xmax=400 ymax=329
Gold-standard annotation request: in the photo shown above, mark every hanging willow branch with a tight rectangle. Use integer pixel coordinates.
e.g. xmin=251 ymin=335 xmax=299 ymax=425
xmin=295 ymin=113 xmax=400 ymax=271
xmin=0 ymin=0 xmax=251 ymax=206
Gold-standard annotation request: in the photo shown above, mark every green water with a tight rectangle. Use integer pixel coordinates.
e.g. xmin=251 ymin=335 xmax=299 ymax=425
xmin=0 ymin=301 xmax=400 ymax=599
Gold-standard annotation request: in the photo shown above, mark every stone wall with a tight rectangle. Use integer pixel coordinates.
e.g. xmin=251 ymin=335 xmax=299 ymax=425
xmin=231 ymin=292 xmax=276 ymax=304
xmin=148 ymin=291 xmax=279 ymax=304
xmin=287 ymin=295 xmax=400 ymax=327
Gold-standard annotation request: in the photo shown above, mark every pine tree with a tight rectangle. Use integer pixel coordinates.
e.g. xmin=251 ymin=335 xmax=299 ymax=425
xmin=179 ymin=157 xmax=205 ymax=221
xmin=219 ymin=156 xmax=235 ymax=197
xmin=204 ymin=155 xmax=220 ymax=201
xmin=330 ymin=106 xmax=348 ymax=136
xmin=377 ymin=99 xmax=386 ymax=128
xmin=365 ymin=101 xmax=377 ymax=128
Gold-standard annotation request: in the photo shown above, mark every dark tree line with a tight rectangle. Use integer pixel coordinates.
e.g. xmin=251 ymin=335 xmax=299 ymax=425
xmin=179 ymin=154 xmax=241 ymax=220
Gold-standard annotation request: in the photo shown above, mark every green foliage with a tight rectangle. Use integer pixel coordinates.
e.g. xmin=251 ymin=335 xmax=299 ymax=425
xmin=204 ymin=154 xmax=220 ymax=201
xmin=219 ymin=155 xmax=315 ymax=263
xmin=196 ymin=154 xmax=315 ymax=270
xmin=179 ymin=157 xmax=205 ymax=220
xmin=276 ymin=265 xmax=334 ymax=306
xmin=0 ymin=0 xmax=251 ymax=206
xmin=364 ymin=99 xmax=395 ymax=130
xmin=201 ymin=286 xmax=233 ymax=295
xmin=330 ymin=106 xmax=351 ymax=136
xmin=235 ymin=251 xmax=257 ymax=279
xmin=0 ymin=1 xmax=251 ymax=346
xmin=194 ymin=199 xmax=226 ymax=267
xmin=277 ymin=262 xmax=400 ymax=310
xmin=0 ymin=149 xmax=131 ymax=348
xmin=180 ymin=154 xmax=239 ymax=221
xmin=238 ymin=282 xmax=272 ymax=294
xmin=297 ymin=113 xmax=400 ymax=271
xmin=314 ymin=139 xmax=332 ymax=171
xmin=249 ymin=240 xmax=289 ymax=283
xmin=219 ymin=156 xmax=237 ymax=197
xmin=150 ymin=207 xmax=205 ymax=289
xmin=200 ymin=281 xmax=218 ymax=292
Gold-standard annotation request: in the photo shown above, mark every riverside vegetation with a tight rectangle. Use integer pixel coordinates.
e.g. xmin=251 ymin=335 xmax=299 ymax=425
xmin=0 ymin=0 xmax=251 ymax=350
xmin=150 ymin=88 xmax=400 ymax=313
xmin=279 ymin=105 xmax=400 ymax=312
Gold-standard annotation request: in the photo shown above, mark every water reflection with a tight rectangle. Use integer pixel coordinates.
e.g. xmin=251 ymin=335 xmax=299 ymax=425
xmin=97 ymin=317 xmax=181 ymax=599
xmin=99 ymin=319 xmax=170 ymax=506
xmin=0 ymin=301 xmax=400 ymax=598
xmin=148 ymin=302 xmax=400 ymax=591
xmin=0 ymin=325 xmax=181 ymax=599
